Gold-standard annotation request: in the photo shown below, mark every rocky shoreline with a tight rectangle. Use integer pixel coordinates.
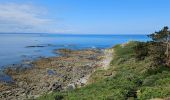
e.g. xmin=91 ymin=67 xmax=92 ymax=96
xmin=0 ymin=48 xmax=112 ymax=100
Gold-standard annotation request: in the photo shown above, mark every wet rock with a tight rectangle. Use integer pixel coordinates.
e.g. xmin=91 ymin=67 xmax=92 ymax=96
xmin=47 ymin=70 xmax=56 ymax=75
xmin=49 ymin=82 xmax=62 ymax=92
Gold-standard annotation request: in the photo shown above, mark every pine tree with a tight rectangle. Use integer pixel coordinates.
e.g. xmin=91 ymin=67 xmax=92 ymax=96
xmin=148 ymin=26 xmax=170 ymax=66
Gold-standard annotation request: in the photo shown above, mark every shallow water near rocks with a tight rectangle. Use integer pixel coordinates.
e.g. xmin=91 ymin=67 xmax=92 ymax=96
xmin=0 ymin=33 xmax=148 ymax=68
xmin=0 ymin=71 xmax=13 ymax=83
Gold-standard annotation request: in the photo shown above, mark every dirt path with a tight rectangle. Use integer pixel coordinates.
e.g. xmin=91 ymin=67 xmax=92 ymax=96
xmin=71 ymin=49 xmax=114 ymax=87
xmin=101 ymin=49 xmax=114 ymax=70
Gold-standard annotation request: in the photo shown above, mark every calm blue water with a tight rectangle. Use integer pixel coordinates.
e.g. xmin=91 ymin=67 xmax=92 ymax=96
xmin=0 ymin=33 xmax=149 ymax=68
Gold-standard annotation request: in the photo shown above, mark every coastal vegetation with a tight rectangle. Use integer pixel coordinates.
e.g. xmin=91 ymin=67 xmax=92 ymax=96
xmin=0 ymin=27 xmax=170 ymax=100
xmin=37 ymin=27 xmax=170 ymax=100
xmin=134 ymin=26 xmax=170 ymax=68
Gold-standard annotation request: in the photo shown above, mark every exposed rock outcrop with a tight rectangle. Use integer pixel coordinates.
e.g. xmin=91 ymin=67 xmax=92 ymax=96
xmin=0 ymin=49 xmax=105 ymax=100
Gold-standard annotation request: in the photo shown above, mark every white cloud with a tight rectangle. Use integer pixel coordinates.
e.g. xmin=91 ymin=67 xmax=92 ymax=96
xmin=0 ymin=3 xmax=67 ymax=33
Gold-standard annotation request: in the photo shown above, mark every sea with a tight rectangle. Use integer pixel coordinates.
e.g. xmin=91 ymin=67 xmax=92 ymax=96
xmin=0 ymin=33 xmax=149 ymax=69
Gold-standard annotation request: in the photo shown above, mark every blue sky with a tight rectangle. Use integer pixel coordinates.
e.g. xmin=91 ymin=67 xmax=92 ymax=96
xmin=0 ymin=0 xmax=169 ymax=34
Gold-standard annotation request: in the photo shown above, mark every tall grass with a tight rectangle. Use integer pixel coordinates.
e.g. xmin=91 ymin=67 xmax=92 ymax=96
xmin=37 ymin=41 xmax=170 ymax=100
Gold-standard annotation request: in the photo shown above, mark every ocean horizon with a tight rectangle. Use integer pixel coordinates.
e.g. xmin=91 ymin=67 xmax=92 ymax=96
xmin=0 ymin=33 xmax=149 ymax=68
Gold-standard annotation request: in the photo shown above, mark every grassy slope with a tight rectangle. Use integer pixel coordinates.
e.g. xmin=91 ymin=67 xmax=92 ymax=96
xmin=37 ymin=42 xmax=170 ymax=100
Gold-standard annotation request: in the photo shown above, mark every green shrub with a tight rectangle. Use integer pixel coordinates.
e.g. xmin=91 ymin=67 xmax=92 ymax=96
xmin=37 ymin=41 xmax=170 ymax=100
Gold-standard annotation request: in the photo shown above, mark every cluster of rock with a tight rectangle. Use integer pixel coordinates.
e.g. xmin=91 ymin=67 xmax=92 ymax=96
xmin=0 ymin=49 xmax=104 ymax=100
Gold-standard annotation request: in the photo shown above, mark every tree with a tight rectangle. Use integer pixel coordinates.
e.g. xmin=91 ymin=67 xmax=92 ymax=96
xmin=133 ymin=42 xmax=148 ymax=60
xmin=148 ymin=26 xmax=170 ymax=66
